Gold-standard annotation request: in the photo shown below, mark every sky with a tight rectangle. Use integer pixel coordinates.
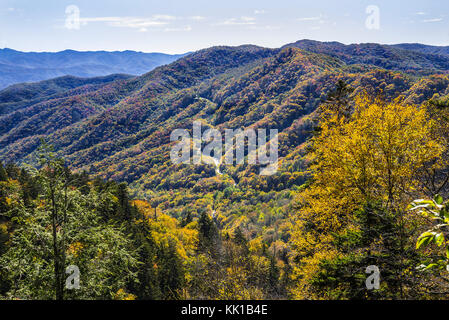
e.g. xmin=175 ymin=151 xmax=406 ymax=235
xmin=0 ymin=0 xmax=448 ymax=54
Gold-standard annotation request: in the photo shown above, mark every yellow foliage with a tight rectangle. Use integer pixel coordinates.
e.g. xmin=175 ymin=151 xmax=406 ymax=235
xmin=291 ymin=249 xmax=339 ymax=299
xmin=291 ymin=94 xmax=444 ymax=298
xmin=217 ymin=266 xmax=264 ymax=300
xmin=67 ymin=242 xmax=84 ymax=257
xmin=311 ymin=95 xmax=441 ymax=206
xmin=114 ymin=288 xmax=137 ymax=300
xmin=248 ymin=237 xmax=264 ymax=254
xmin=132 ymin=200 xmax=199 ymax=262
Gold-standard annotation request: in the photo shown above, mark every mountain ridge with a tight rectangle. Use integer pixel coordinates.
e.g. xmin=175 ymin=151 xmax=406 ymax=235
xmin=284 ymin=39 xmax=449 ymax=72
xmin=0 ymin=49 xmax=188 ymax=89
xmin=1 ymin=40 xmax=449 ymax=257
xmin=1 ymin=40 xmax=449 ymax=193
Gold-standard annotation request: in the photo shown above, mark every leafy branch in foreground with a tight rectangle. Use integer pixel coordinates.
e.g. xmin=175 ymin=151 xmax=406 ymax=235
xmin=409 ymin=195 xmax=449 ymax=272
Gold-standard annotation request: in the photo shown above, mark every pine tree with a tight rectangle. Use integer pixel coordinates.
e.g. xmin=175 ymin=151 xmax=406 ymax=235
xmin=130 ymin=223 xmax=161 ymax=300
xmin=267 ymin=255 xmax=280 ymax=297
xmin=309 ymin=202 xmax=427 ymax=299
xmin=321 ymin=79 xmax=354 ymax=119
xmin=197 ymin=211 xmax=219 ymax=254
xmin=157 ymin=240 xmax=185 ymax=299
xmin=0 ymin=163 xmax=7 ymax=182
xmin=0 ymin=143 xmax=139 ymax=300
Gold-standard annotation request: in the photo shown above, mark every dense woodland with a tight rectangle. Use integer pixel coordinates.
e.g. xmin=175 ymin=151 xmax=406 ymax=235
xmin=0 ymin=144 xmax=286 ymax=299
xmin=2 ymin=41 xmax=449 ymax=299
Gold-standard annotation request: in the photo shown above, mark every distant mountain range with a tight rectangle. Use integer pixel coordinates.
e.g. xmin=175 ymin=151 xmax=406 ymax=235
xmin=0 ymin=49 xmax=187 ymax=89
xmin=284 ymin=40 xmax=449 ymax=72
xmin=390 ymin=43 xmax=449 ymax=56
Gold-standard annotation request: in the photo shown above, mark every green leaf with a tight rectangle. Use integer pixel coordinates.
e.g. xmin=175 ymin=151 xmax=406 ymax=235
xmin=416 ymin=232 xmax=436 ymax=249
xmin=417 ymin=263 xmax=438 ymax=271
xmin=435 ymin=233 xmax=445 ymax=247
xmin=424 ymin=263 xmax=438 ymax=271
xmin=441 ymin=209 xmax=449 ymax=221
xmin=408 ymin=200 xmax=436 ymax=212
xmin=435 ymin=194 xmax=444 ymax=205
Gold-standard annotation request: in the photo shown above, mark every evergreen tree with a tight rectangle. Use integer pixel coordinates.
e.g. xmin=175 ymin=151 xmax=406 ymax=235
xmin=310 ymin=202 xmax=426 ymax=299
xmin=267 ymin=255 xmax=280 ymax=297
xmin=130 ymin=222 xmax=161 ymax=300
xmin=157 ymin=240 xmax=185 ymax=299
xmin=197 ymin=211 xmax=219 ymax=254
xmin=0 ymin=163 xmax=7 ymax=182
xmin=0 ymin=143 xmax=139 ymax=300
xmin=322 ymin=79 xmax=354 ymax=119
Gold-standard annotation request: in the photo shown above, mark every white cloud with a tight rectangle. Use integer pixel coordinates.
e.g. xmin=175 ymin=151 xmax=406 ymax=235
xmin=152 ymin=15 xmax=176 ymax=21
xmin=217 ymin=16 xmax=256 ymax=26
xmin=297 ymin=17 xmax=319 ymax=21
xmin=254 ymin=10 xmax=265 ymax=15
xmin=189 ymin=16 xmax=206 ymax=21
xmin=297 ymin=15 xmax=322 ymax=22
xmin=164 ymin=25 xmax=192 ymax=32
xmin=422 ymin=18 xmax=443 ymax=23
xmin=249 ymin=25 xmax=280 ymax=31
xmin=73 ymin=14 xmax=204 ymax=32
xmin=79 ymin=15 xmax=176 ymax=29
xmin=3 ymin=7 xmax=22 ymax=14
xmin=415 ymin=11 xmax=426 ymax=15
xmin=297 ymin=14 xmax=326 ymax=24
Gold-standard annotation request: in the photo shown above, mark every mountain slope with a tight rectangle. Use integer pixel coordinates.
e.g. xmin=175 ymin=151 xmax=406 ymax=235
xmin=0 ymin=48 xmax=187 ymax=89
xmin=285 ymin=39 xmax=449 ymax=73
xmin=1 ymin=43 xmax=448 ymax=190
xmin=0 ymin=43 xmax=448 ymax=191
xmin=0 ymin=74 xmax=133 ymax=115
xmin=1 ymin=39 xmax=449 ymax=252
xmin=391 ymin=43 xmax=449 ymax=56
xmin=0 ymin=45 xmax=276 ymax=165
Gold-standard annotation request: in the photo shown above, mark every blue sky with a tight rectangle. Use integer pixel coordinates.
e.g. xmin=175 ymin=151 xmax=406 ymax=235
xmin=0 ymin=0 xmax=448 ymax=53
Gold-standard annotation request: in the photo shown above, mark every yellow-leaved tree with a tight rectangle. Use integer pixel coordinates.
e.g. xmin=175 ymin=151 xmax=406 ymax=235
xmin=291 ymin=94 xmax=444 ymax=299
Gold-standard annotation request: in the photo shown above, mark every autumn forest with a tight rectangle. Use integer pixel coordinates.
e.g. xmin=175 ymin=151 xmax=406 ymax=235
xmin=2 ymin=39 xmax=449 ymax=300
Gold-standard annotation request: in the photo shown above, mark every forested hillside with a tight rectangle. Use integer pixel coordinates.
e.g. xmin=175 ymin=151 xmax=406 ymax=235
xmin=2 ymin=40 xmax=449 ymax=299
xmin=285 ymin=40 xmax=449 ymax=72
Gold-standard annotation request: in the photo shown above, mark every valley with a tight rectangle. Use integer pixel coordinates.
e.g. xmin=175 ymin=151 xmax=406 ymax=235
xmin=2 ymin=39 xmax=449 ymax=299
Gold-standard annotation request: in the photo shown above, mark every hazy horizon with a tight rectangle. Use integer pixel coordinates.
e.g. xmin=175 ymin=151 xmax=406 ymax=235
xmin=2 ymin=38 xmax=449 ymax=55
